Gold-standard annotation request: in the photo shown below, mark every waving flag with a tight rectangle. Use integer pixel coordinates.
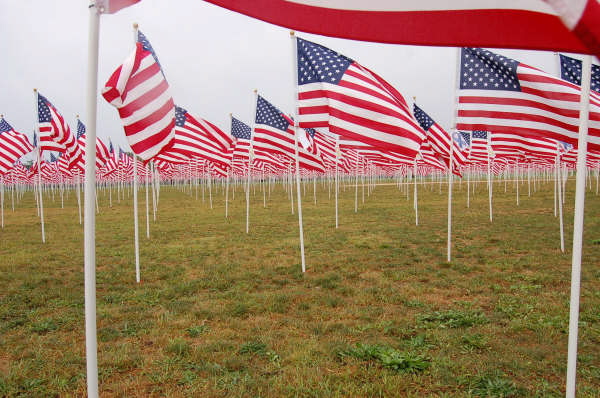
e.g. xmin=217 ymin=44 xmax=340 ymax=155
xmin=254 ymin=95 xmax=324 ymax=172
xmin=37 ymin=93 xmax=75 ymax=154
xmin=469 ymin=131 xmax=490 ymax=163
xmin=559 ymin=54 xmax=600 ymax=94
xmin=202 ymin=0 xmax=596 ymax=56
xmin=0 ymin=118 xmax=35 ymax=175
xmin=156 ymin=106 xmax=231 ymax=168
xmin=413 ymin=104 xmax=467 ymax=170
xmin=102 ymin=30 xmax=175 ymax=161
xmin=230 ymin=116 xmax=252 ymax=167
xmin=456 ymin=47 xmax=600 ymax=152
xmin=296 ymin=37 xmax=426 ymax=157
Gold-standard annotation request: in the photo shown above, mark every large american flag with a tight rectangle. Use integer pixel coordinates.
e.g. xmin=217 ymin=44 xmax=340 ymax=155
xmin=296 ymin=37 xmax=426 ymax=158
xmin=491 ymin=132 xmax=558 ymax=160
xmin=202 ymin=0 xmax=597 ymax=56
xmin=102 ymin=30 xmax=175 ymax=161
xmin=0 ymin=118 xmax=35 ymax=175
xmin=253 ymin=95 xmax=325 ymax=172
xmin=456 ymin=47 xmax=600 ymax=152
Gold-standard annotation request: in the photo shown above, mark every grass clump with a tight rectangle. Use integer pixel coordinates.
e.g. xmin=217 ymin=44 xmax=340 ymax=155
xmin=468 ymin=373 xmax=523 ymax=397
xmin=337 ymin=343 xmax=430 ymax=373
xmin=418 ymin=309 xmax=488 ymax=328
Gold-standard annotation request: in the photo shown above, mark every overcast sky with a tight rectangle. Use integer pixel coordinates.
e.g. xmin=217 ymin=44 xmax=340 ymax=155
xmin=0 ymin=0 xmax=582 ymax=161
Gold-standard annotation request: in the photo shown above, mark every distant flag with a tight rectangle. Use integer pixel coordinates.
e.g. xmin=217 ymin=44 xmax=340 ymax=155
xmin=37 ymin=93 xmax=75 ymax=154
xmin=102 ymin=30 xmax=175 ymax=161
xmin=295 ymin=37 xmax=426 ymax=157
xmin=0 ymin=118 xmax=35 ymax=175
xmin=456 ymin=47 xmax=600 ymax=152
xmin=202 ymin=0 xmax=594 ymax=56
xmin=469 ymin=131 xmax=490 ymax=163
xmin=231 ymin=117 xmax=252 ymax=140
xmin=33 ymin=131 xmax=37 ymax=147
xmin=50 ymin=153 xmax=58 ymax=162
xmin=230 ymin=116 xmax=252 ymax=167
xmin=96 ymin=0 xmax=141 ymax=14
xmin=559 ymin=54 xmax=600 ymax=94
xmin=77 ymin=119 xmax=86 ymax=139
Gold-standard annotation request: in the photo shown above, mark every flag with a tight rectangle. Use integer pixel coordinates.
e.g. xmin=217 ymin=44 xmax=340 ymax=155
xmin=296 ymin=37 xmax=426 ymax=158
xmin=469 ymin=131 xmax=490 ymax=163
xmin=491 ymin=132 xmax=558 ymax=160
xmin=546 ymin=0 xmax=600 ymax=58
xmin=0 ymin=118 xmax=35 ymax=175
xmin=202 ymin=0 xmax=593 ymax=55
xmin=102 ymin=30 xmax=175 ymax=161
xmin=230 ymin=116 xmax=252 ymax=168
xmin=37 ymin=93 xmax=76 ymax=154
xmin=97 ymin=0 xmax=141 ymax=14
xmin=456 ymin=47 xmax=600 ymax=152
xmin=156 ymin=106 xmax=232 ymax=168
xmin=253 ymin=95 xmax=325 ymax=172
xmin=413 ymin=104 xmax=467 ymax=170
xmin=559 ymin=54 xmax=600 ymax=94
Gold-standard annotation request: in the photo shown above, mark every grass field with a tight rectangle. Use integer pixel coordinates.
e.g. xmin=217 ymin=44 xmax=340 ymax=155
xmin=0 ymin=176 xmax=599 ymax=397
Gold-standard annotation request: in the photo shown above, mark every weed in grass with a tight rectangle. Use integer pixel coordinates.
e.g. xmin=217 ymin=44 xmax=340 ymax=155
xmin=460 ymin=333 xmax=489 ymax=353
xmin=239 ymin=341 xmax=267 ymax=355
xmin=418 ymin=309 xmax=488 ymax=329
xmin=187 ymin=324 xmax=209 ymax=337
xmin=337 ymin=343 xmax=430 ymax=373
xmin=468 ymin=373 xmax=524 ymax=397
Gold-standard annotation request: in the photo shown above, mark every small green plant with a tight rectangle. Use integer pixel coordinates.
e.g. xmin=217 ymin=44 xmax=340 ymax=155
xmin=461 ymin=333 xmax=489 ymax=352
xmin=337 ymin=343 xmax=430 ymax=373
xmin=165 ymin=338 xmax=190 ymax=357
xmin=239 ymin=341 xmax=267 ymax=355
xmin=418 ymin=309 xmax=488 ymax=328
xmin=186 ymin=324 xmax=209 ymax=337
xmin=469 ymin=374 xmax=522 ymax=397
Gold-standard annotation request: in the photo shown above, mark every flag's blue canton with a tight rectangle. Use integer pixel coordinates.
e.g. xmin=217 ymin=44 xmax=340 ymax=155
xmin=559 ymin=140 xmax=574 ymax=152
xmin=37 ymin=94 xmax=52 ymax=123
xmin=559 ymin=54 xmax=600 ymax=94
xmin=460 ymin=48 xmax=520 ymax=91
xmin=33 ymin=131 xmax=37 ymax=147
xmin=50 ymin=153 xmax=58 ymax=162
xmin=138 ymin=31 xmax=164 ymax=77
xmin=305 ymin=128 xmax=316 ymax=138
xmin=109 ymin=140 xmax=114 ymax=153
xmin=472 ymin=130 xmax=488 ymax=139
xmin=453 ymin=132 xmax=469 ymax=150
xmin=231 ymin=117 xmax=251 ymax=140
xmin=255 ymin=96 xmax=289 ymax=132
xmin=77 ymin=120 xmax=86 ymax=139
xmin=297 ymin=37 xmax=352 ymax=86
xmin=0 ymin=119 xmax=13 ymax=134
xmin=175 ymin=106 xmax=188 ymax=127
xmin=413 ymin=104 xmax=434 ymax=131
xmin=119 ymin=147 xmax=125 ymax=157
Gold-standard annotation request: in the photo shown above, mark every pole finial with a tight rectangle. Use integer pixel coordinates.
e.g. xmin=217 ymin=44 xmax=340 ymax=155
xmin=33 ymin=88 xmax=37 ymax=92
xmin=290 ymin=30 xmax=295 ymax=37
xmin=253 ymin=89 xmax=258 ymax=94
xmin=133 ymin=22 xmax=139 ymax=29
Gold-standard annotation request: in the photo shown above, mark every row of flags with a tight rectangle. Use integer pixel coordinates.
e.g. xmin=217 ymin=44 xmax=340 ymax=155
xmin=1 ymin=33 xmax=600 ymax=182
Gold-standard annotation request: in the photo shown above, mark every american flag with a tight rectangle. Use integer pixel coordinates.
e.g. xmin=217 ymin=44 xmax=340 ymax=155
xmin=491 ymin=132 xmax=557 ymax=160
xmin=203 ymin=0 xmax=596 ymax=56
xmin=102 ymin=30 xmax=175 ymax=161
xmin=413 ymin=104 xmax=467 ymax=170
xmin=96 ymin=0 xmax=140 ymax=14
xmin=37 ymin=93 xmax=76 ymax=154
xmin=230 ymin=116 xmax=252 ymax=169
xmin=559 ymin=54 xmax=600 ymax=94
xmin=72 ymin=120 xmax=111 ymax=171
xmin=156 ymin=106 xmax=231 ymax=168
xmin=456 ymin=47 xmax=600 ymax=152
xmin=253 ymin=94 xmax=325 ymax=172
xmin=296 ymin=37 xmax=426 ymax=157
xmin=0 ymin=118 xmax=35 ymax=175
xmin=469 ymin=131 xmax=490 ymax=163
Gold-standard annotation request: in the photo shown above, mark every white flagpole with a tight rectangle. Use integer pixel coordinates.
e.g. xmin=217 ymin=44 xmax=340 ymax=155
xmin=33 ymin=90 xmax=46 ymax=243
xmin=83 ymin=1 xmax=100 ymax=396
xmin=557 ymin=156 xmax=565 ymax=253
xmin=132 ymin=24 xmax=141 ymax=283
xmin=413 ymin=158 xmax=418 ymax=226
xmin=1 ymin=176 xmax=4 ymax=229
xmin=290 ymin=32 xmax=306 ymax=273
xmin=246 ymin=90 xmax=258 ymax=234
xmin=145 ymin=163 xmax=150 ymax=239
xmin=335 ymin=136 xmax=340 ymax=228
xmin=566 ymin=54 xmax=592 ymax=398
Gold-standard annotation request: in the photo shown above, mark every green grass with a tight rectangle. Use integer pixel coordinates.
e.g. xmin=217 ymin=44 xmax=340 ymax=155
xmin=0 ymin=176 xmax=599 ymax=396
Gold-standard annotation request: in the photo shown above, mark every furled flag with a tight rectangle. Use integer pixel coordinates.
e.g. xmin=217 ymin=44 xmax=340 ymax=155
xmin=202 ymin=0 xmax=596 ymax=56
xmin=559 ymin=54 xmax=600 ymax=94
xmin=102 ymin=30 xmax=175 ymax=161
xmin=456 ymin=47 xmax=600 ymax=152
xmin=413 ymin=104 xmax=467 ymax=170
xmin=295 ymin=37 xmax=426 ymax=158
xmin=253 ymin=95 xmax=325 ymax=172
xmin=96 ymin=0 xmax=141 ymax=14
xmin=0 ymin=118 xmax=35 ymax=175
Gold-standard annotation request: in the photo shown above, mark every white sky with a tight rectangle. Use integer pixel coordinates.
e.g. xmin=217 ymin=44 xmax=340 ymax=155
xmin=0 ymin=0 xmax=581 ymax=161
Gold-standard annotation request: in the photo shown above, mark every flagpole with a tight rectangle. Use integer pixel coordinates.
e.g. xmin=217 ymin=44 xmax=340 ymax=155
xmin=247 ymin=90 xmax=258 ymax=234
xmin=83 ymin=1 xmax=100 ymax=396
xmin=335 ymin=136 xmax=339 ymax=229
xmin=566 ymin=54 xmax=592 ymax=398
xmin=290 ymin=32 xmax=307 ymax=273
xmin=33 ymin=90 xmax=46 ymax=243
xmin=132 ymin=23 xmax=141 ymax=283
